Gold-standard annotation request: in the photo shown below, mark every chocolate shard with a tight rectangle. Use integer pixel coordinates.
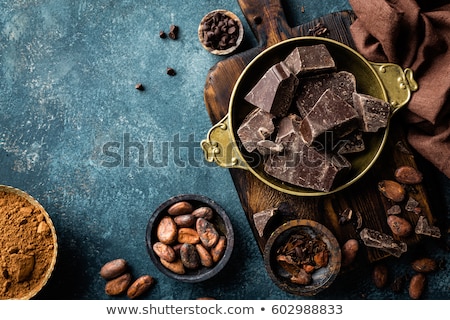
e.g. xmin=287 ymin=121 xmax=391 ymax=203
xmin=352 ymin=92 xmax=391 ymax=132
xmin=244 ymin=62 xmax=299 ymax=117
xmin=295 ymin=71 xmax=356 ymax=118
xmin=264 ymin=115 xmax=351 ymax=192
xmin=282 ymin=44 xmax=336 ymax=77
xmin=253 ymin=207 xmax=278 ymax=237
xmin=359 ymin=228 xmax=407 ymax=258
xmin=299 ymin=88 xmax=360 ymax=146
xmin=415 ymin=216 xmax=441 ymax=238
xmin=237 ymin=108 xmax=275 ymax=153
xmin=338 ymin=130 xmax=365 ymax=154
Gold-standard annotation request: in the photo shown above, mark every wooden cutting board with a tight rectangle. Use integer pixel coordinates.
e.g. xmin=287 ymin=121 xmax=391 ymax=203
xmin=203 ymin=0 xmax=439 ymax=264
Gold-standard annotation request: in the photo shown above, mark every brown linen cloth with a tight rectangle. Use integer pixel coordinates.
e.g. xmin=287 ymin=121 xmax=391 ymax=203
xmin=349 ymin=0 xmax=450 ymax=178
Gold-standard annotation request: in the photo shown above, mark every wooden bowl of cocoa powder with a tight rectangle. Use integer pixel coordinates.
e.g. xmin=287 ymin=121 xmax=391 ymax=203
xmin=0 ymin=185 xmax=58 ymax=300
xmin=145 ymin=194 xmax=234 ymax=283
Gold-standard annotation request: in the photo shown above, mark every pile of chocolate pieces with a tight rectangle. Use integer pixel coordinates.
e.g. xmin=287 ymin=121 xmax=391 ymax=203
xmin=237 ymin=44 xmax=391 ymax=192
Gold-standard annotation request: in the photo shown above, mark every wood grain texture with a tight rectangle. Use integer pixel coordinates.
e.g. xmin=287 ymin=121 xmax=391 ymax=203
xmin=203 ymin=0 xmax=438 ymax=263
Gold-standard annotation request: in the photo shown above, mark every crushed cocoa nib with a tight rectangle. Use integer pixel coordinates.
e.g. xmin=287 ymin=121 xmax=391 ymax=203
xmin=307 ymin=22 xmax=329 ymax=36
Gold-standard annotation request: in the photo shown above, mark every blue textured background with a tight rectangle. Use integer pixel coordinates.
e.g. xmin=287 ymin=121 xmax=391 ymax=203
xmin=1 ymin=0 xmax=448 ymax=299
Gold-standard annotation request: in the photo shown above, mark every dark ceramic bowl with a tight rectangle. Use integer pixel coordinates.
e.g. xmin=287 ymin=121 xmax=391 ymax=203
xmin=145 ymin=194 xmax=234 ymax=283
xmin=263 ymin=219 xmax=341 ymax=296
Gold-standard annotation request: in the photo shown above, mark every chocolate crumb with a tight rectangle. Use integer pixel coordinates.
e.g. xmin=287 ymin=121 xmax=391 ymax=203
xmin=169 ymin=24 xmax=179 ymax=39
xmin=135 ymin=83 xmax=144 ymax=91
xmin=166 ymin=67 xmax=176 ymax=76
xmin=159 ymin=30 xmax=167 ymax=38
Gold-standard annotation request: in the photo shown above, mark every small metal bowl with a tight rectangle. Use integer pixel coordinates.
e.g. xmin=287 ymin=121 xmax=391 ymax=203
xmin=198 ymin=9 xmax=244 ymax=55
xmin=0 ymin=185 xmax=58 ymax=300
xmin=263 ymin=219 xmax=341 ymax=296
xmin=145 ymin=194 xmax=234 ymax=283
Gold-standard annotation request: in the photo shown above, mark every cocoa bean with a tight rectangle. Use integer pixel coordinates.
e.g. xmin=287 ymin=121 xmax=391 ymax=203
xmin=211 ymin=235 xmax=227 ymax=263
xmin=196 ymin=218 xmax=219 ymax=248
xmin=378 ymin=180 xmax=406 ymax=202
xmin=177 ymin=227 xmax=200 ymax=244
xmin=394 ymin=166 xmax=423 ymax=184
xmin=173 ymin=214 xmax=196 ymax=227
xmin=156 ymin=216 xmax=177 ymax=244
xmin=160 ymin=258 xmax=185 ymax=274
xmin=167 ymin=201 xmax=193 ymax=216
xmin=100 ymin=258 xmax=128 ymax=280
xmin=105 ymin=273 xmax=132 ymax=296
xmin=411 ymin=257 xmax=437 ymax=273
xmin=191 ymin=206 xmax=214 ymax=220
xmin=127 ymin=275 xmax=155 ymax=299
xmin=195 ymin=243 xmax=214 ymax=267
xmin=387 ymin=215 xmax=412 ymax=237
xmin=152 ymin=242 xmax=176 ymax=262
xmin=180 ymin=243 xmax=200 ymax=269
xmin=409 ymin=273 xmax=426 ymax=299
xmin=341 ymin=239 xmax=359 ymax=267
xmin=372 ymin=264 xmax=388 ymax=288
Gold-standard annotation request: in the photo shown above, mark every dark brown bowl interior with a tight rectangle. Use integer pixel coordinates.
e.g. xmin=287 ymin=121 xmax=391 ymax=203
xmin=145 ymin=194 xmax=234 ymax=283
xmin=263 ymin=219 xmax=341 ymax=296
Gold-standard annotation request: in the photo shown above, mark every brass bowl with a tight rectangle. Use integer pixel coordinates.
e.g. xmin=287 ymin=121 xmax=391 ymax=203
xmin=198 ymin=9 xmax=244 ymax=55
xmin=145 ymin=194 xmax=234 ymax=283
xmin=0 ymin=185 xmax=58 ymax=300
xmin=201 ymin=37 xmax=418 ymax=196
xmin=263 ymin=219 xmax=341 ymax=296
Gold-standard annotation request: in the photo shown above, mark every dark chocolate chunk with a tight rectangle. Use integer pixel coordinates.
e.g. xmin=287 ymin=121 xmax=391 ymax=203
xmin=237 ymin=108 xmax=275 ymax=153
xmin=253 ymin=207 xmax=278 ymax=237
xmin=295 ymin=71 xmax=356 ymax=118
xmin=244 ymin=62 xmax=299 ymax=117
xmin=359 ymin=228 xmax=407 ymax=258
xmin=283 ymin=44 xmax=336 ymax=77
xmin=338 ymin=130 xmax=365 ymax=154
xmin=352 ymin=92 xmax=391 ymax=132
xmin=264 ymin=115 xmax=351 ymax=192
xmin=299 ymin=88 xmax=360 ymax=146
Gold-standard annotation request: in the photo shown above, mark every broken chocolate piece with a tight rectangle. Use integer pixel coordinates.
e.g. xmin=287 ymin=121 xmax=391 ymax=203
xmin=359 ymin=228 xmax=407 ymax=258
xmin=295 ymin=71 xmax=356 ymax=118
xmin=405 ymin=197 xmax=419 ymax=212
xmin=253 ymin=207 xmax=278 ymax=237
xmin=282 ymin=44 xmax=336 ymax=77
xmin=244 ymin=62 xmax=299 ymax=117
xmin=237 ymin=108 xmax=275 ymax=153
xmin=352 ymin=92 xmax=391 ymax=132
xmin=265 ymin=119 xmax=351 ymax=192
xmin=299 ymin=88 xmax=360 ymax=146
xmin=415 ymin=216 xmax=441 ymax=238
xmin=338 ymin=130 xmax=365 ymax=154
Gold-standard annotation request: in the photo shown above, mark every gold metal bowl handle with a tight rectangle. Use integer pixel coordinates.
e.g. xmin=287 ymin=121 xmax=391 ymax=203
xmin=201 ymin=115 xmax=249 ymax=170
xmin=370 ymin=62 xmax=418 ymax=111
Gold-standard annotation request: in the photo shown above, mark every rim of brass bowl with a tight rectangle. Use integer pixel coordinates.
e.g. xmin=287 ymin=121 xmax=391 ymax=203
xmin=145 ymin=194 xmax=234 ymax=283
xmin=198 ymin=9 xmax=244 ymax=56
xmin=263 ymin=219 xmax=341 ymax=296
xmin=0 ymin=185 xmax=58 ymax=300
xmin=225 ymin=37 xmax=412 ymax=197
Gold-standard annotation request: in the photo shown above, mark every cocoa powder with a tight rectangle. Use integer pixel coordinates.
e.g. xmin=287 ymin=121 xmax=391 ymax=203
xmin=0 ymin=189 xmax=57 ymax=299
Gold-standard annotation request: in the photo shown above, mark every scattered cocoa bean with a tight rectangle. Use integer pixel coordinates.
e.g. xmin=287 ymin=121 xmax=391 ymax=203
xmin=180 ymin=243 xmax=200 ymax=269
xmin=195 ymin=243 xmax=214 ymax=267
xmin=127 ymin=275 xmax=154 ymax=299
xmin=196 ymin=218 xmax=219 ymax=248
xmin=100 ymin=258 xmax=128 ymax=280
xmin=394 ymin=165 xmax=423 ymax=184
xmin=105 ymin=273 xmax=132 ymax=296
xmin=160 ymin=258 xmax=185 ymax=275
xmin=167 ymin=201 xmax=193 ymax=216
xmin=173 ymin=214 xmax=196 ymax=227
xmin=191 ymin=206 xmax=214 ymax=220
xmin=210 ymin=235 xmax=227 ymax=263
xmin=372 ymin=264 xmax=388 ymax=288
xmin=409 ymin=273 xmax=426 ymax=299
xmin=411 ymin=257 xmax=437 ymax=273
xmin=341 ymin=239 xmax=359 ymax=267
xmin=177 ymin=227 xmax=200 ymax=244
xmin=378 ymin=180 xmax=406 ymax=202
xmin=387 ymin=215 xmax=413 ymax=237
xmin=152 ymin=242 xmax=176 ymax=262
xmin=156 ymin=216 xmax=178 ymax=244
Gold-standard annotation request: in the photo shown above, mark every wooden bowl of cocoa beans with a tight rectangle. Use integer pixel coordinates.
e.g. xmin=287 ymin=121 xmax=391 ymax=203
xmin=263 ymin=219 xmax=341 ymax=296
xmin=145 ymin=194 xmax=234 ymax=283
